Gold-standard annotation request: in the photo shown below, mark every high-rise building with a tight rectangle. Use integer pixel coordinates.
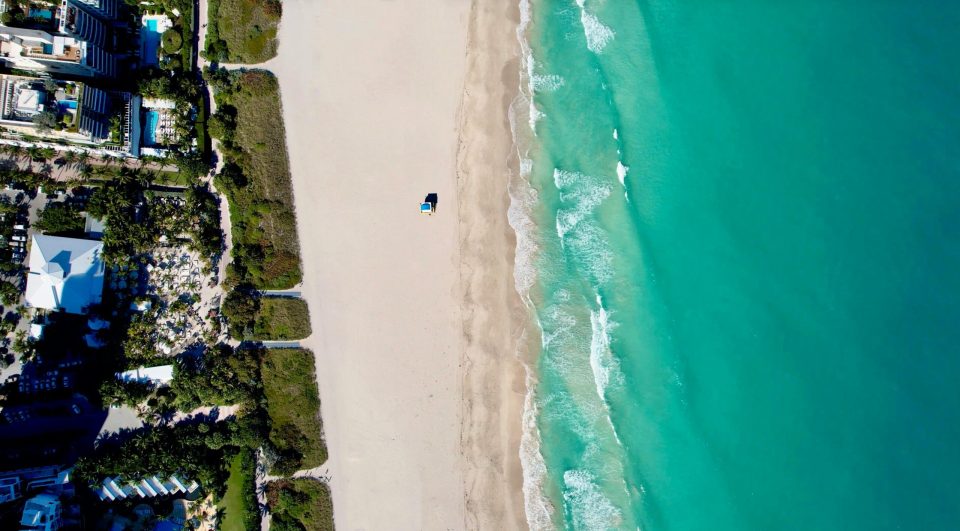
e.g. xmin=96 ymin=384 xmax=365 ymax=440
xmin=58 ymin=1 xmax=107 ymax=47
xmin=0 ymin=26 xmax=117 ymax=77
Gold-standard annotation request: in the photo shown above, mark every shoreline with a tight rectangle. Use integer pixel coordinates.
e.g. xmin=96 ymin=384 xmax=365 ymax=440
xmin=457 ymin=0 xmax=528 ymax=529
xmin=273 ymin=0 xmax=527 ymax=528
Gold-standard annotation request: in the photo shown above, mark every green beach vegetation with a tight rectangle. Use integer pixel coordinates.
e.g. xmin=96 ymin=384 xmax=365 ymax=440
xmin=266 ymin=479 xmax=334 ymax=531
xmin=253 ymin=297 xmax=311 ymax=340
xmin=204 ymin=0 xmax=280 ymax=63
xmin=208 ymin=68 xmax=302 ymax=290
xmin=222 ymin=289 xmax=311 ymax=340
xmin=222 ymin=285 xmax=260 ymax=338
xmin=261 ymin=348 xmax=326 ymax=475
xmin=165 ymin=346 xmax=327 ymax=478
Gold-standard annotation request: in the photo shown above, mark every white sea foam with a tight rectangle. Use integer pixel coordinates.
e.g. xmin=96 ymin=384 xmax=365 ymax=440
xmin=589 ymin=295 xmax=628 ymax=455
xmin=508 ymin=0 xmax=541 ymax=298
xmin=532 ymin=73 xmax=566 ymax=92
xmin=617 ymin=161 xmax=630 ymax=201
xmin=529 ymin=101 xmax=543 ymax=132
xmin=519 ymin=158 xmax=533 ymax=177
xmin=562 ymin=469 xmax=623 ymax=530
xmin=616 ymin=161 xmax=629 ymax=187
xmin=508 ymin=177 xmax=540 ymax=297
xmin=589 ymin=295 xmax=623 ymax=403
xmin=613 ymin=128 xmax=619 ymax=140
xmin=575 ymin=0 xmax=615 ymax=54
xmin=513 ymin=6 xmax=558 ymax=529
xmin=565 ymin=222 xmax=614 ymax=285
xmin=552 ymin=169 xmax=615 ymax=284
xmin=541 ymin=305 xmax=577 ymax=351
xmin=553 ymin=169 xmax=612 ymax=238
xmin=519 ymin=0 xmax=532 ymax=32
xmin=517 ymin=0 xmax=543 ymax=133
xmin=520 ymin=365 xmax=555 ymax=531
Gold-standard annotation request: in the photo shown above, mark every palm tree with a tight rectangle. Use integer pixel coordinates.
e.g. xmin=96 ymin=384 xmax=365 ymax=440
xmin=38 ymin=162 xmax=53 ymax=178
xmin=116 ymin=166 xmax=137 ymax=185
xmin=78 ymin=163 xmax=94 ymax=182
xmin=2 ymin=144 xmax=22 ymax=163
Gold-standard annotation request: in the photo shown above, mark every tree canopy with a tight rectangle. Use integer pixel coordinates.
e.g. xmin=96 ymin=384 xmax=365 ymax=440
xmin=35 ymin=202 xmax=85 ymax=236
xmin=161 ymin=28 xmax=183 ymax=53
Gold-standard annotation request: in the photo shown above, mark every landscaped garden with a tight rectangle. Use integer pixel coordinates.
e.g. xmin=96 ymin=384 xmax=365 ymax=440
xmin=219 ymin=450 xmax=259 ymax=531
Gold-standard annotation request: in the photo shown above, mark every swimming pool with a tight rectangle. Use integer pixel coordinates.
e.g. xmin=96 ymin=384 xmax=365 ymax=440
xmin=58 ymin=100 xmax=78 ymax=112
xmin=140 ymin=18 xmax=161 ymax=66
xmin=29 ymin=8 xmax=53 ymax=19
xmin=143 ymin=111 xmax=160 ymax=146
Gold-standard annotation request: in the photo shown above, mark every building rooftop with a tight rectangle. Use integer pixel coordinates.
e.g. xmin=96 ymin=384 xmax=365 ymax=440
xmin=24 ymin=234 xmax=105 ymax=314
xmin=20 ymin=493 xmax=60 ymax=530
xmin=117 ymin=365 xmax=174 ymax=385
xmin=0 ymin=27 xmax=83 ymax=63
xmin=15 ymin=87 xmax=44 ymax=114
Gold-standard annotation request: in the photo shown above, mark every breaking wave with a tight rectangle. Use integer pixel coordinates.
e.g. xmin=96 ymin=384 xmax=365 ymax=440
xmin=576 ymin=0 xmax=615 ymax=54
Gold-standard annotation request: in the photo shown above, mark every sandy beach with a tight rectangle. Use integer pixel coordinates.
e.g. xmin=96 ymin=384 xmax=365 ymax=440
xmin=273 ymin=0 xmax=526 ymax=529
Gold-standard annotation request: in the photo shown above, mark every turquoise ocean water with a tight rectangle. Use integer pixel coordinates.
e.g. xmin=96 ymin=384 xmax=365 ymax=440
xmin=513 ymin=1 xmax=960 ymax=529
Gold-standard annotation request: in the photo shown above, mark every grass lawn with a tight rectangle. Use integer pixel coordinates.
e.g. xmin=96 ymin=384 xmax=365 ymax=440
xmin=219 ymin=451 xmax=258 ymax=531
xmin=214 ymin=70 xmax=302 ymax=289
xmin=151 ymin=170 xmax=197 ymax=187
xmin=209 ymin=0 xmax=280 ymax=63
xmin=265 ymin=479 xmax=334 ymax=531
xmin=261 ymin=349 xmax=326 ymax=475
xmin=253 ymin=297 xmax=312 ymax=340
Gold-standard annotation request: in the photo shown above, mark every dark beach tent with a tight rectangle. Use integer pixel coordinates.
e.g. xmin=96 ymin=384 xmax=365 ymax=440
xmin=420 ymin=193 xmax=438 ymax=215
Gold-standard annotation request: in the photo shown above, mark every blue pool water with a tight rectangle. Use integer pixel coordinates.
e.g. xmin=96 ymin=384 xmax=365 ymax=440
xmin=143 ymin=111 xmax=159 ymax=146
xmin=29 ymin=8 xmax=53 ymax=19
xmin=140 ymin=19 xmax=161 ymax=66
xmin=58 ymin=100 xmax=77 ymax=112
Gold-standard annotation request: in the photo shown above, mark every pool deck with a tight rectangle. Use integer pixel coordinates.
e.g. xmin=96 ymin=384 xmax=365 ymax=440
xmin=139 ymin=15 xmax=173 ymax=66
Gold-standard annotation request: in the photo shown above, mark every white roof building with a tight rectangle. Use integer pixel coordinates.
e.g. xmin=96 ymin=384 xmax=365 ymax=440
xmin=24 ymin=234 xmax=105 ymax=314
xmin=96 ymin=474 xmax=194 ymax=501
xmin=117 ymin=365 xmax=174 ymax=385
xmin=15 ymin=87 xmax=44 ymax=115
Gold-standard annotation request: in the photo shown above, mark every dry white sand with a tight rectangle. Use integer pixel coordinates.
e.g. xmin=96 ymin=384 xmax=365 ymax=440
xmin=273 ymin=0 xmax=527 ymax=529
